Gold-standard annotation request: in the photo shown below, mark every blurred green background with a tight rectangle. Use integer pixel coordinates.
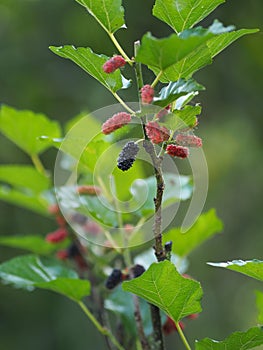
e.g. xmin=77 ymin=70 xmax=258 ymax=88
xmin=0 ymin=0 xmax=262 ymax=349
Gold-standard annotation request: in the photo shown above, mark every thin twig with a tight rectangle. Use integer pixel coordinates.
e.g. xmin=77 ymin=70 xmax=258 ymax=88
xmin=134 ymin=40 xmax=165 ymax=350
xmin=133 ymin=293 xmax=151 ymax=350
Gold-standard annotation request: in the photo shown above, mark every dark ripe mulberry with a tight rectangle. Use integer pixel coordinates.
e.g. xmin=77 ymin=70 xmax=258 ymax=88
xmin=105 ymin=269 xmax=123 ymax=289
xmin=117 ymin=141 xmax=139 ymax=171
xmin=130 ymin=264 xmax=145 ymax=278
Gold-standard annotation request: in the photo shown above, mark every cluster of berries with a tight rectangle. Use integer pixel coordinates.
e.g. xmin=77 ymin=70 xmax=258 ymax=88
xmin=105 ymin=264 xmax=145 ymax=290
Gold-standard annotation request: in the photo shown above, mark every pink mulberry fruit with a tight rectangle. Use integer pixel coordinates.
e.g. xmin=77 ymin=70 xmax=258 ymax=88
xmin=141 ymin=85 xmax=154 ymax=104
xmin=102 ymin=112 xmax=131 ymax=135
xmin=145 ymin=121 xmax=170 ymax=144
xmin=103 ymin=55 xmax=126 ymax=73
xmin=176 ymin=134 xmax=202 ymax=148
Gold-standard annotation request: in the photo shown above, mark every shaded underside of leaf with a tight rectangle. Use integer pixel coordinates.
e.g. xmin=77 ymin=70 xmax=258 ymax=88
xmin=208 ymin=260 xmax=263 ymax=281
xmin=153 ymin=78 xmax=205 ymax=108
xmin=195 ymin=327 xmax=263 ymax=350
xmin=123 ymin=260 xmax=203 ymax=322
xmin=163 ymin=209 xmax=223 ymax=257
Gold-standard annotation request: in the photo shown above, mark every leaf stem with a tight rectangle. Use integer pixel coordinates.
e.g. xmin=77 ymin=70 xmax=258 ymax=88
xmin=78 ymin=301 xmax=125 ymax=350
xmin=175 ymin=322 xmax=192 ymax=350
xmin=112 ymin=92 xmax=135 ymax=114
xmin=109 ymin=33 xmax=133 ymax=66
xmin=151 ymin=70 xmax=163 ymax=88
xmin=31 ymin=154 xmax=46 ymax=176
xmin=134 ymin=40 xmax=144 ymax=94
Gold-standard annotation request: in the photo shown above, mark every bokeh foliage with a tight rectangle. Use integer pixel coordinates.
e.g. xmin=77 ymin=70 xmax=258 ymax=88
xmin=0 ymin=0 xmax=262 ymax=349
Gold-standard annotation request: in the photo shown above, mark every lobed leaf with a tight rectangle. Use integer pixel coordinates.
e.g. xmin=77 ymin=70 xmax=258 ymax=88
xmin=153 ymin=78 xmax=205 ymax=108
xmin=195 ymin=327 xmax=263 ymax=350
xmin=75 ymin=0 xmax=125 ymax=34
xmin=163 ymin=209 xmax=223 ymax=257
xmin=0 ymin=255 xmax=90 ymax=301
xmin=135 ymin=30 xmax=216 ymax=72
xmin=0 ymin=105 xmax=61 ymax=156
xmin=49 ymin=46 xmax=130 ymax=93
xmin=160 ymin=28 xmax=258 ymax=82
xmin=153 ymin=0 xmax=225 ymax=33
xmin=123 ymin=260 xmax=203 ymax=322
xmin=208 ymin=260 xmax=263 ymax=281
xmin=0 ymin=165 xmax=50 ymax=193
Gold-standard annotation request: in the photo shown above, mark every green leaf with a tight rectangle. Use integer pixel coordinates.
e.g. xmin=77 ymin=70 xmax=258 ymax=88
xmin=0 ymin=255 xmax=90 ymax=301
xmin=49 ymin=46 xmax=130 ymax=93
xmin=0 ymin=186 xmax=48 ymax=215
xmin=208 ymin=260 xmax=263 ymax=281
xmin=75 ymin=0 xmax=125 ymax=34
xmin=255 ymin=291 xmax=263 ymax=324
xmin=160 ymin=28 xmax=258 ymax=82
xmin=0 ymin=105 xmax=61 ymax=156
xmin=164 ymin=209 xmax=223 ymax=258
xmin=153 ymin=0 xmax=225 ymax=33
xmin=207 ymin=28 xmax=259 ymax=57
xmin=195 ymin=327 xmax=263 ymax=350
xmin=135 ymin=30 xmax=217 ymax=72
xmin=0 ymin=235 xmax=69 ymax=255
xmin=130 ymin=173 xmax=192 ymax=217
xmin=0 ymin=165 xmax=50 ymax=193
xmin=160 ymin=105 xmax=202 ymax=131
xmin=153 ymin=78 xmax=205 ymax=108
xmin=123 ymin=260 xmax=203 ymax=322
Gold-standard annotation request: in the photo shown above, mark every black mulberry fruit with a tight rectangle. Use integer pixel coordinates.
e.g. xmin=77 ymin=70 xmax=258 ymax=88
xmin=105 ymin=269 xmax=123 ymax=289
xmin=117 ymin=141 xmax=139 ymax=171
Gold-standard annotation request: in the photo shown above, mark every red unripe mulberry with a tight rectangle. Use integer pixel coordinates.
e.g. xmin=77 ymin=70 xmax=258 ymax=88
xmin=145 ymin=121 xmax=170 ymax=144
xmin=166 ymin=144 xmax=189 ymax=159
xmin=45 ymin=228 xmax=68 ymax=243
xmin=176 ymin=134 xmax=202 ymax=148
xmin=141 ymin=85 xmax=154 ymax=104
xmin=102 ymin=112 xmax=131 ymax=135
xmin=103 ymin=55 xmax=126 ymax=73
